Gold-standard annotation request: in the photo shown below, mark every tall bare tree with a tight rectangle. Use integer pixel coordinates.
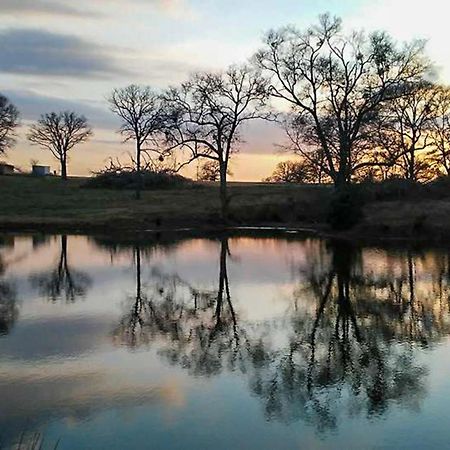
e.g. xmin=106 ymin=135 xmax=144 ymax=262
xmin=28 ymin=111 xmax=92 ymax=180
xmin=163 ymin=65 xmax=270 ymax=219
xmin=429 ymin=86 xmax=450 ymax=176
xmin=255 ymin=14 xmax=428 ymax=188
xmin=375 ymin=81 xmax=438 ymax=182
xmin=0 ymin=93 xmax=19 ymax=155
xmin=108 ymin=85 xmax=165 ymax=199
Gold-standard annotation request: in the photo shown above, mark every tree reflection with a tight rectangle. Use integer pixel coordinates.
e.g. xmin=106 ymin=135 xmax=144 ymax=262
xmin=112 ymin=236 xmax=450 ymax=433
xmin=246 ymin=241 xmax=430 ymax=430
xmin=31 ymin=235 xmax=91 ymax=303
xmin=0 ymin=238 xmax=17 ymax=336
xmin=114 ymin=239 xmax=243 ymax=376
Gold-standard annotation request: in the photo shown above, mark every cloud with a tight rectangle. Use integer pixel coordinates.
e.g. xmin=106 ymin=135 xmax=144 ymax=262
xmin=83 ymin=0 xmax=198 ymax=20
xmin=4 ymin=89 xmax=119 ymax=130
xmin=0 ymin=0 xmax=93 ymax=17
xmin=0 ymin=0 xmax=197 ymax=21
xmin=0 ymin=29 xmax=127 ymax=78
xmin=156 ymin=0 xmax=196 ymax=18
xmin=347 ymin=0 xmax=450 ymax=81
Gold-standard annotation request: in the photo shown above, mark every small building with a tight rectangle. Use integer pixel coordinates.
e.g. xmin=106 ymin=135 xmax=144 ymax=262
xmin=0 ymin=162 xmax=15 ymax=175
xmin=32 ymin=165 xmax=51 ymax=176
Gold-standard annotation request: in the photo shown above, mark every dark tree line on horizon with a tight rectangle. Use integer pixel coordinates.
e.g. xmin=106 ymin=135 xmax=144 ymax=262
xmin=2 ymin=14 xmax=450 ymax=217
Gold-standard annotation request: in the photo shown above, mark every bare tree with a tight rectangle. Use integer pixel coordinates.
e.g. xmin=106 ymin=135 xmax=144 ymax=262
xmin=197 ymin=160 xmax=233 ymax=182
xmin=255 ymin=14 xmax=428 ymax=188
xmin=27 ymin=111 xmax=92 ymax=180
xmin=163 ymin=65 xmax=271 ymax=220
xmin=429 ymin=86 xmax=450 ymax=176
xmin=264 ymin=160 xmax=314 ymax=183
xmin=375 ymin=81 xmax=438 ymax=182
xmin=0 ymin=93 xmax=19 ymax=155
xmin=108 ymin=85 xmax=165 ymax=199
xmin=197 ymin=160 xmax=221 ymax=182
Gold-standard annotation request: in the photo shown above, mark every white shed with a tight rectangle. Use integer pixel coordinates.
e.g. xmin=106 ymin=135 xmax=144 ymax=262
xmin=32 ymin=165 xmax=51 ymax=176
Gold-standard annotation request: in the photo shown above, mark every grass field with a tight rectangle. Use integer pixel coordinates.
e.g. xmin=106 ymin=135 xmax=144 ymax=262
xmin=1 ymin=174 xmax=450 ymax=240
xmin=0 ymin=175 xmax=329 ymax=232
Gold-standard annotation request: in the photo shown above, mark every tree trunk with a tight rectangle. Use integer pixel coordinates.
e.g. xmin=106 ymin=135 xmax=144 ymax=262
xmin=219 ymin=162 xmax=228 ymax=221
xmin=336 ymin=145 xmax=352 ymax=189
xmin=335 ymin=170 xmax=348 ymax=190
xmin=409 ymin=149 xmax=416 ymax=182
xmin=136 ymin=143 xmax=142 ymax=200
xmin=61 ymin=158 xmax=67 ymax=180
xmin=445 ymin=162 xmax=450 ymax=176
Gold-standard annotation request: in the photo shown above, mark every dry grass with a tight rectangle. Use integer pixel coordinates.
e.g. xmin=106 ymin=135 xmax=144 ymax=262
xmin=361 ymin=200 xmax=450 ymax=240
xmin=0 ymin=175 xmax=329 ymax=232
xmin=2 ymin=174 xmax=450 ymax=240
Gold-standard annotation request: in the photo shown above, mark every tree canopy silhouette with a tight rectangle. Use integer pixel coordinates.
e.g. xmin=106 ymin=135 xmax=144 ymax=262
xmin=162 ymin=65 xmax=271 ymax=219
xmin=0 ymin=93 xmax=19 ymax=155
xmin=108 ymin=85 xmax=166 ymax=199
xmin=256 ymin=14 xmax=429 ymax=187
xmin=28 ymin=111 xmax=92 ymax=180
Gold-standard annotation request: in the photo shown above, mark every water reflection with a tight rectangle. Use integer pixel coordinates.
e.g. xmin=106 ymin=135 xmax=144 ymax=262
xmin=0 ymin=236 xmax=17 ymax=335
xmin=250 ymin=241 xmax=429 ymax=429
xmin=113 ymin=239 xmax=240 ymax=376
xmin=1 ymin=233 xmax=450 ymax=448
xmin=109 ymin=238 xmax=450 ymax=431
xmin=30 ymin=235 xmax=91 ymax=303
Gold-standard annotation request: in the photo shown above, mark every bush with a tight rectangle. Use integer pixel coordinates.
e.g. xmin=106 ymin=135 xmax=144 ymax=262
xmin=84 ymin=170 xmax=191 ymax=190
xmin=326 ymin=187 xmax=364 ymax=230
xmin=360 ymin=178 xmax=422 ymax=201
xmin=427 ymin=175 xmax=450 ymax=199
xmin=358 ymin=177 xmax=450 ymax=202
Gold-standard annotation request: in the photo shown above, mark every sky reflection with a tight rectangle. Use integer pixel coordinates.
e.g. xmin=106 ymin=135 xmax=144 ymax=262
xmin=1 ymin=233 xmax=450 ymax=449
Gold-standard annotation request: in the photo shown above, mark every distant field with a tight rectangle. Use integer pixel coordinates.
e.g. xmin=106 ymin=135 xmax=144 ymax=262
xmin=1 ymin=174 xmax=450 ymax=241
xmin=0 ymin=175 xmax=330 ymax=232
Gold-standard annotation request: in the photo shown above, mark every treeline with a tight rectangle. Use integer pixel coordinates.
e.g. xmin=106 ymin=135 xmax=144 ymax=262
xmin=1 ymin=14 xmax=449 ymax=218
xmin=266 ymin=81 xmax=450 ymax=185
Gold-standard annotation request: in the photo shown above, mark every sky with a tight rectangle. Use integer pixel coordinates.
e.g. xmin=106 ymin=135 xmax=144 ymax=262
xmin=1 ymin=0 xmax=450 ymax=180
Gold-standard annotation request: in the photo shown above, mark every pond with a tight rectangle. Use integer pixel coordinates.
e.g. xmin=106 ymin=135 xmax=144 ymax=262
xmin=1 ymin=232 xmax=450 ymax=449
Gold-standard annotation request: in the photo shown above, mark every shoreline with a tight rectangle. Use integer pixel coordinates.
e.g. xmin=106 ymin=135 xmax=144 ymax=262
xmin=2 ymin=175 xmax=450 ymax=245
xmin=1 ymin=221 xmax=448 ymax=247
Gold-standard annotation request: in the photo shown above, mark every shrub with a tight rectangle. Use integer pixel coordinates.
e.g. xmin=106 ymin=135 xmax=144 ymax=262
xmin=427 ymin=175 xmax=450 ymax=199
xmin=360 ymin=178 xmax=422 ymax=202
xmin=84 ymin=170 xmax=191 ymax=190
xmin=326 ymin=187 xmax=364 ymax=231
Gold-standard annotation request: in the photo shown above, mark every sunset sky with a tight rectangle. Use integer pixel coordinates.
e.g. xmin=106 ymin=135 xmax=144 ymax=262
xmin=2 ymin=0 xmax=449 ymax=180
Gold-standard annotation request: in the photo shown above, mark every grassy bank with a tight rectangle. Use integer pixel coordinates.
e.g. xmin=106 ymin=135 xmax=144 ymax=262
xmin=0 ymin=174 xmax=449 ymax=240
xmin=0 ymin=175 xmax=329 ymax=232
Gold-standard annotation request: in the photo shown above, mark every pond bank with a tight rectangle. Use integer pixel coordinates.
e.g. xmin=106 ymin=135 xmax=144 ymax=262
xmin=1 ymin=175 xmax=449 ymax=243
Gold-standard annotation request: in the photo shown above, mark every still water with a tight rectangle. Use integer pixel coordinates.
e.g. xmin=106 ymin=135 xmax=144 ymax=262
xmin=1 ymin=232 xmax=450 ymax=449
